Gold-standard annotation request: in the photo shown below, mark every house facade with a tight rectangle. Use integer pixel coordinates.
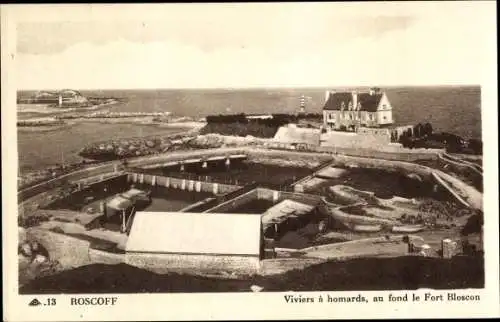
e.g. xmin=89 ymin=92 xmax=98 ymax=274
xmin=323 ymin=87 xmax=394 ymax=131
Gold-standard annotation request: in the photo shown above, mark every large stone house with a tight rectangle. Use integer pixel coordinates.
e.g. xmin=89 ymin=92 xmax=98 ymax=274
xmin=323 ymin=87 xmax=394 ymax=131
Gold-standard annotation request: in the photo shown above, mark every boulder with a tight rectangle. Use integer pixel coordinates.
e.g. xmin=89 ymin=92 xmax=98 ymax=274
xmin=19 ymin=242 xmax=32 ymax=257
xmin=18 ymin=227 xmax=27 ymax=244
xmin=33 ymin=254 xmax=47 ymax=264
xmin=250 ymin=285 xmax=264 ymax=292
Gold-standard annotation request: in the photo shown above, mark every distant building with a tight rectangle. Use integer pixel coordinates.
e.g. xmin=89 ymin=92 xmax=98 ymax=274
xmin=125 ymin=211 xmax=263 ymax=274
xmin=322 ymin=87 xmax=394 ymax=131
xmin=28 ymin=89 xmax=89 ymax=106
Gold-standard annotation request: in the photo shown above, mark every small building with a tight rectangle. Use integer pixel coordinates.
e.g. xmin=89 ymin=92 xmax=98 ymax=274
xmin=273 ymin=124 xmax=321 ymax=147
xmin=323 ymin=87 xmax=394 ymax=131
xmin=104 ymin=188 xmax=152 ymax=232
xmin=125 ymin=212 xmax=263 ymax=274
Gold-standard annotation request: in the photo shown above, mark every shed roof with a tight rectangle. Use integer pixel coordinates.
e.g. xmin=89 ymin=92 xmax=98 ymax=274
xmin=262 ymin=199 xmax=315 ymax=229
xmin=107 ymin=195 xmax=133 ymax=211
xmin=121 ymin=188 xmax=148 ymax=199
xmin=126 ymin=212 xmax=262 ymax=256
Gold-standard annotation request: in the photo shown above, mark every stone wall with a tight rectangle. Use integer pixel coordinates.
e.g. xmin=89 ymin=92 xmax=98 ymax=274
xmin=127 ymin=172 xmax=241 ymax=195
xmin=26 ymin=229 xmax=92 ymax=269
xmin=321 ymin=128 xmax=392 ymax=149
xmin=204 ymin=189 xmax=259 ymax=213
xmin=262 ymin=142 xmax=439 ymax=162
xmin=205 ymin=187 xmax=321 ymax=214
xmin=125 ymin=252 xmax=260 ymax=275
xmin=126 ymin=148 xmax=248 ymax=168
xmin=315 ymin=145 xmax=440 ymax=161
xmin=19 ymin=148 xmax=249 ymax=203
xmin=330 ymin=154 xmax=482 ymax=211
xmin=88 ymin=248 xmax=125 ymax=265
xmin=18 ymin=164 xmax=121 ymax=202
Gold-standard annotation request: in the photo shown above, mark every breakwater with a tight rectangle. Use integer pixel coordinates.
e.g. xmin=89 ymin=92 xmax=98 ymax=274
xmin=75 ymin=111 xmax=171 ymax=119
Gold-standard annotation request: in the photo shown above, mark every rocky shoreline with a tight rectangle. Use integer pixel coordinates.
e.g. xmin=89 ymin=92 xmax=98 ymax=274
xmin=78 ymin=133 xmax=197 ymax=160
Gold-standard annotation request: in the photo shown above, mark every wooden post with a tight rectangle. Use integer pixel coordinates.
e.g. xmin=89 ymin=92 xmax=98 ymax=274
xmin=121 ymin=210 xmax=126 ymax=233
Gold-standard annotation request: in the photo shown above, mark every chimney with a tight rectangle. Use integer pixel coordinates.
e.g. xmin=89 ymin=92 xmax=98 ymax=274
xmin=351 ymin=91 xmax=358 ymax=110
xmin=369 ymin=87 xmax=381 ymax=95
xmin=325 ymin=90 xmax=332 ymax=103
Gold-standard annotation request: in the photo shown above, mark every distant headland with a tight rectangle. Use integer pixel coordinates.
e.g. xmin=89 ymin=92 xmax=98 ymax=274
xmin=17 ymin=89 xmax=121 ymax=109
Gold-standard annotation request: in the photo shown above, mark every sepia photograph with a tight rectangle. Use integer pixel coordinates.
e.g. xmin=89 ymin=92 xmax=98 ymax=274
xmin=2 ymin=2 xmax=498 ymax=321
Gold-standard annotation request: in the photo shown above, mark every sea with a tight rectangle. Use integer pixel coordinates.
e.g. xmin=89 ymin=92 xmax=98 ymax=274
xmin=16 ymin=86 xmax=482 ymax=173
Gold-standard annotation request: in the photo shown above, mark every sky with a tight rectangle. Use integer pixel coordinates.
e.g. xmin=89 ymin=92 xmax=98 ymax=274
xmin=12 ymin=2 xmax=496 ymax=90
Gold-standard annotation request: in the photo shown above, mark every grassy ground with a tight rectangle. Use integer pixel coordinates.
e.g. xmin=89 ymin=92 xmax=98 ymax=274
xmin=19 ymin=253 xmax=483 ymax=294
xmin=199 ymin=122 xmax=279 ymax=138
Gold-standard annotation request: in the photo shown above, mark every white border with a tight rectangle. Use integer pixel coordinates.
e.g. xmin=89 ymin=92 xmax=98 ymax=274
xmin=2 ymin=3 xmax=499 ymax=321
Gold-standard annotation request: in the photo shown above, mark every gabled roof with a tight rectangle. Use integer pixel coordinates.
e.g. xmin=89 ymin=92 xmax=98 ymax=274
xmin=357 ymin=93 xmax=384 ymax=112
xmin=323 ymin=92 xmax=353 ymax=111
xmin=323 ymin=92 xmax=385 ymax=112
xmin=126 ymin=212 xmax=262 ymax=256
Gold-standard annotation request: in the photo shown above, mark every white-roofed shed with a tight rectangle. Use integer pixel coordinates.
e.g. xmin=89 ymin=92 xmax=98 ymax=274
xmin=125 ymin=211 xmax=263 ymax=274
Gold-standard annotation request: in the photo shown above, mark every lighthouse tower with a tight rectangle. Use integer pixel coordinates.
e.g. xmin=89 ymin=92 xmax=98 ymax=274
xmin=299 ymin=95 xmax=306 ymax=115
xmin=58 ymin=93 xmax=63 ymax=107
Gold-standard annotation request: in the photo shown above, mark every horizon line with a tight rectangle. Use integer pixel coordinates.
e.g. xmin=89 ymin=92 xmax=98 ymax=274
xmin=17 ymin=84 xmax=481 ymax=92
